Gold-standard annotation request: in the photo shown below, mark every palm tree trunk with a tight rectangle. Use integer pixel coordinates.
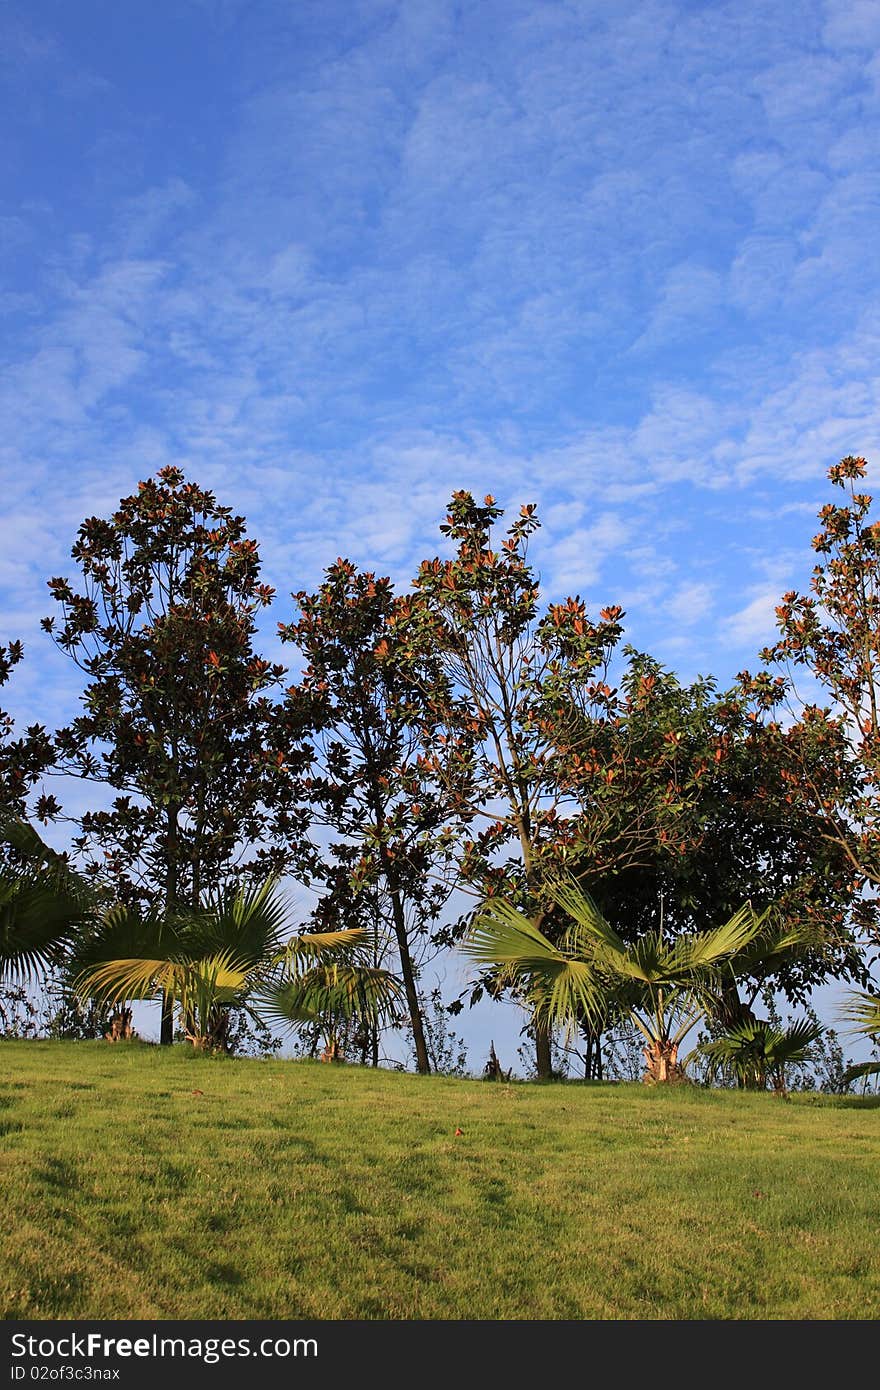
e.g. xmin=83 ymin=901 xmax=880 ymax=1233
xmin=643 ymin=1038 xmax=683 ymax=1084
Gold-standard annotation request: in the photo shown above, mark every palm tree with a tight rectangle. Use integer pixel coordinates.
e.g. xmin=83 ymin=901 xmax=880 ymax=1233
xmin=257 ymin=951 xmax=404 ymax=1062
xmin=462 ymin=877 xmax=796 ymax=1083
xmin=73 ymin=877 xmax=401 ymax=1053
xmin=841 ymin=992 xmax=880 ymax=1089
xmin=694 ymin=1018 xmax=823 ymax=1095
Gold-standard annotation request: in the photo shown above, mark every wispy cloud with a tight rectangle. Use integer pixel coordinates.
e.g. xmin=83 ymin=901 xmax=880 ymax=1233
xmin=0 ymin=0 xmax=878 ymax=706
xmin=722 ymin=590 xmax=782 ymax=649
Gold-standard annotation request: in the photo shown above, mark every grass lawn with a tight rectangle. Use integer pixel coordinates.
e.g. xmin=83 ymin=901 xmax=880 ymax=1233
xmin=1 ymin=1039 xmax=878 ymax=1321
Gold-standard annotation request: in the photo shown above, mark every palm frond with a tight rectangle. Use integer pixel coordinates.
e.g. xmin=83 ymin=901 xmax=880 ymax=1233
xmin=544 ymin=878 xmax=628 ymax=953
xmin=527 ymin=956 xmax=612 ymax=1030
xmin=463 ymin=899 xmax=611 ymax=1028
xmin=668 ymin=903 xmax=764 ymax=973
xmin=279 ymin=926 xmax=367 ymax=975
xmin=0 ymin=868 xmax=86 ymax=980
xmin=257 ymin=964 xmax=403 ymax=1031
xmin=69 ymin=903 xmax=185 ymax=975
xmin=841 ymin=991 xmax=880 ymax=1039
xmin=842 ymin=1059 xmax=880 ymax=1085
xmin=464 ymin=898 xmax=566 ymax=969
xmin=694 ymin=1018 xmax=822 ymax=1088
xmin=194 ymin=877 xmax=294 ymax=964
xmin=76 ymin=956 xmax=181 ymax=1003
xmin=181 ymin=952 xmax=252 ymax=999
xmin=604 ymin=931 xmax=668 ymax=983
xmin=729 ymin=918 xmax=819 ymax=979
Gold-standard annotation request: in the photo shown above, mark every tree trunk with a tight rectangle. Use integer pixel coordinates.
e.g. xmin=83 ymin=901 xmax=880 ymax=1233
xmin=374 ymin=829 xmax=431 ymax=1075
xmin=161 ymin=802 xmax=180 ymax=1046
xmin=160 ymin=991 xmax=174 ymax=1046
xmin=642 ymin=1039 xmax=685 ymax=1084
xmin=582 ymin=1027 xmax=603 ymax=1080
xmin=713 ymin=980 xmax=755 ymax=1032
xmin=535 ymin=1022 xmax=553 ymax=1080
xmin=388 ymin=881 xmax=431 ymax=1074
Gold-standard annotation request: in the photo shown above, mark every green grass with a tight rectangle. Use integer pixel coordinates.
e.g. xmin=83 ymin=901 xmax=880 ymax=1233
xmin=1 ymin=1040 xmax=878 ymax=1320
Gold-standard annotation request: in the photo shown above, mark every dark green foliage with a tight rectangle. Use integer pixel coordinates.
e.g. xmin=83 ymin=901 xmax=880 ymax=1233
xmin=0 ymin=641 xmax=55 ymax=833
xmin=279 ymin=560 xmax=460 ymax=1073
xmin=41 ymin=466 xmax=300 ymax=912
xmin=542 ymin=651 xmax=869 ymax=1016
xmin=697 ymin=1017 xmax=824 ymax=1095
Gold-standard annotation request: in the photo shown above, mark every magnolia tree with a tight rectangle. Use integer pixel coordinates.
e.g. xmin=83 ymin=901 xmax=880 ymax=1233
xmin=742 ymin=455 xmax=880 ymax=956
xmin=390 ymin=492 xmax=627 ymax=1078
xmin=41 ymin=467 xmax=302 ymax=1042
xmin=0 ymin=642 xmax=55 ymax=830
xmin=546 ymin=653 xmax=868 ymax=1042
xmin=278 ymin=560 xmax=462 ymax=1073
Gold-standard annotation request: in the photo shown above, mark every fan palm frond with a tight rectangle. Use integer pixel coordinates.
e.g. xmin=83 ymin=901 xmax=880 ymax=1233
xmin=842 ymin=1059 xmax=880 ymax=1085
xmin=841 ymin=991 xmax=880 ymax=1038
xmin=0 ymin=868 xmax=87 ymax=981
xmin=464 ymin=896 xmax=612 ymax=1028
xmin=545 ymin=879 xmax=628 ymax=954
xmin=695 ymin=1018 xmax=823 ymax=1090
xmin=194 ymin=877 xmax=295 ymax=965
xmin=281 ymin=926 xmax=367 ymax=972
xmin=464 ymin=876 xmax=797 ymax=1083
xmin=258 ymin=964 xmax=403 ymax=1032
xmin=839 ymin=991 xmax=880 ymax=1088
xmin=668 ymin=903 xmax=765 ymax=973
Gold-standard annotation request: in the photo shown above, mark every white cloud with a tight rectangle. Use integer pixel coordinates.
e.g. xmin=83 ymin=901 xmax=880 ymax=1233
xmin=722 ymin=590 xmax=781 ymax=649
xmin=633 ymin=263 xmax=724 ymax=351
xmin=752 ymin=55 xmax=847 ymax=124
xmin=666 ymin=581 xmax=714 ymax=628
xmin=822 ymin=0 xmax=880 ymax=51
xmin=541 ymin=513 xmax=630 ymax=593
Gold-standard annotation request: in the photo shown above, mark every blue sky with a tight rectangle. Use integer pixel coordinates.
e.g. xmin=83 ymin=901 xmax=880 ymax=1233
xmin=2 ymin=0 xmax=880 ymax=1064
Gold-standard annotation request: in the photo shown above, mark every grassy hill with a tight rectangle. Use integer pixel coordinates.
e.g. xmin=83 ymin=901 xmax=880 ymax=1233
xmin=1 ymin=1040 xmax=878 ymax=1321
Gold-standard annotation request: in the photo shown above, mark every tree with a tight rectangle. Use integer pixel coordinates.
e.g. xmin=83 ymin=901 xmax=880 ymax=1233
xmin=73 ymin=877 xmax=389 ymax=1054
xmin=41 ymin=467 xmax=300 ymax=1042
xmin=756 ymin=455 xmax=880 ymax=917
xmin=696 ymin=1018 xmax=824 ymax=1096
xmin=0 ymin=641 xmax=55 ymax=830
xmin=463 ymin=876 xmax=808 ymax=1083
xmin=278 ymin=560 xmax=459 ymax=1074
xmin=540 ymin=651 xmax=868 ymax=1054
xmin=392 ymin=492 xmax=623 ymax=1078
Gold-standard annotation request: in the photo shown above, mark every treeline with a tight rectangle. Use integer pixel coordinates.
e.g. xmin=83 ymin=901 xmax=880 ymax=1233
xmin=1 ymin=458 xmax=879 ymax=1087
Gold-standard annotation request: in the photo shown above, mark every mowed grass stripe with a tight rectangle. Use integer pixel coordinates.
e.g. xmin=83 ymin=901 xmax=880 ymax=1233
xmin=1 ymin=1041 xmax=878 ymax=1320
